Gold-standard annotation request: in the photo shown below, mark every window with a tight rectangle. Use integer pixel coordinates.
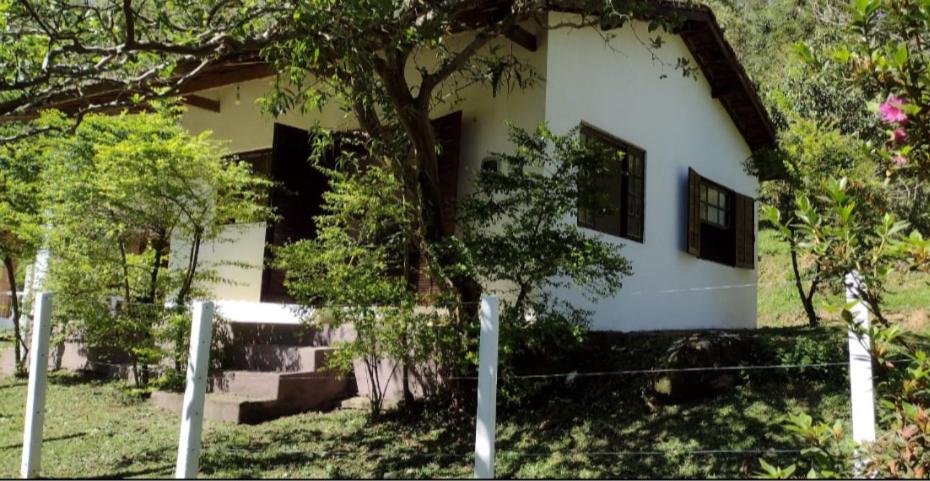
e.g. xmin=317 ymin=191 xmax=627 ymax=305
xmin=700 ymin=182 xmax=729 ymax=228
xmin=230 ymin=148 xmax=273 ymax=178
xmin=687 ymin=168 xmax=755 ymax=269
xmin=577 ymin=124 xmax=646 ymax=242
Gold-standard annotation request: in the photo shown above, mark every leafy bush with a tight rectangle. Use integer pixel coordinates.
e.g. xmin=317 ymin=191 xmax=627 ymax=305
xmin=42 ymin=106 xmax=271 ymax=387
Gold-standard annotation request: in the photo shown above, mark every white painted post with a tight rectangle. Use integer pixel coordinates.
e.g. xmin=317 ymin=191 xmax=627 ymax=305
xmin=845 ymin=271 xmax=876 ymax=455
xmin=474 ymin=295 xmax=500 ymax=480
xmin=175 ymin=301 xmax=214 ymax=479
xmin=20 ymin=292 xmax=52 ymax=479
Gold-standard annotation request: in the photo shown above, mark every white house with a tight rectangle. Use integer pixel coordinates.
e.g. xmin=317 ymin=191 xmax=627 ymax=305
xmin=168 ymin=6 xmax=776 ymax=333
xmin=2 ymin=3 xmax=780 ymax=419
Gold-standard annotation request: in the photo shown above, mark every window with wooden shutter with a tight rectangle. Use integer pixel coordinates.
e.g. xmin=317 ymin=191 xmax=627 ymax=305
xmin=686 ymin=168 xmax=754 ymax=269
xmin=734 ymin=193 xmax=755 ymax=269
xmin=414 ymin=111 xmax=463 ymax=297
xmin=260 ymin=123 xmax=334 ymax=303
xmin=687 ymin=168 xmax=701 ymax=256
xmin=577 ymin=123 xmax=646 ymax=242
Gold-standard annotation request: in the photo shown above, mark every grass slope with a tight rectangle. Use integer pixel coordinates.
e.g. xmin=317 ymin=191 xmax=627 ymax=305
xmin=758 ymin=229 xmax=930 ymax=329
xmin=0 ymin=330 xmax=852 ymax=479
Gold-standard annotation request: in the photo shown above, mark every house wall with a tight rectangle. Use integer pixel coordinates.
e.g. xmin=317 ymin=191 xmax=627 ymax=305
xmin=543 ymin=14 xmax=758 ymax=330
xmin=172 ymin=15 xmax=758 ymax=330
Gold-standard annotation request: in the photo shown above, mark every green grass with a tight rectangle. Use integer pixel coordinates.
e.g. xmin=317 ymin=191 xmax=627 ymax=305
xmin=0 ymin=330 xmax=854 ymax=479
xmin=758 ymin=229 xmax=930 ymax=329
xmin=2 ymin=231 xmax=923 ymax=478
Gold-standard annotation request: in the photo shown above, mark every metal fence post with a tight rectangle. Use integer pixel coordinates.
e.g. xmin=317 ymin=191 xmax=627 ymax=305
xmin=845 ymin=271 xmax=876 ymax=473
xmin=21 ymin=292 xmax=52 ymax=479
xmin=175 ymin=301 xmax=214 ymax=479
xmin=474 ymin=295 xmax=500 ymax=479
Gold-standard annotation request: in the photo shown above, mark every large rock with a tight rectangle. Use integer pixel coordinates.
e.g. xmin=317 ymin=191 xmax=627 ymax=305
xmin=650 ymin=332 xmax=764 ymax=403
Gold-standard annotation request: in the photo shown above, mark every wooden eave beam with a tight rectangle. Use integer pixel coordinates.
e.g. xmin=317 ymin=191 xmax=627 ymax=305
xmin=182 ymin=94 xmax=220 ymax=112
xmin=505 ymin=25 xmax=538 ymax=52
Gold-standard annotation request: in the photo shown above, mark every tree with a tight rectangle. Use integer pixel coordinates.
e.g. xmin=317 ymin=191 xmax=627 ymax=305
xmin=759 ymin=1 xmax=930 ymax=476
xmin=275 ymin=136 xmax=439 ymax=414
xmin=261 ymin=0 xmax=688 ymax=327
xmin=277 ymin=125 xmax=633 ymax=413
xmin=760 ymin=115 xmax=875 ymax=326
xmin=452 ymin=124 xmax=632 ymax=357
xmin=709 ymin=0 xmax=888 ymax=327
xmin=0 ymin=0 xmax=287 ymax=141
xmin=1 ymin=0 xmax=689 ymax=396
xmin=43 ymin=106 xmax=271 ymax=386
xmin=0 ymin=118 xmax=51 ymax=375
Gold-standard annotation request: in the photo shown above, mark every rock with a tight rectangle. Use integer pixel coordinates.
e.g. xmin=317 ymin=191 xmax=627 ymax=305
xmin=339 ymin=396 xmax=371 ymax=410
xmin=650 ymin=332 xmax=762 ymax=404
xmin=338 ymin=396 xmax=401 ymax=411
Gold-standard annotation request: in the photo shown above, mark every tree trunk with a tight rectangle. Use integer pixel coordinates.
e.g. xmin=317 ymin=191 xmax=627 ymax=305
xmin=788 ymin=238 xmax=819 ymax=326
xmin=3 ymin=256 xmax=25 ymax=376
xmin=144 ymin=229 xmax=168 ymax=305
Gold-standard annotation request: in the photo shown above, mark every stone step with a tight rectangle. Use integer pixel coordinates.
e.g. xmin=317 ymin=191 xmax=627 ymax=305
xmin=225 ymin=345 xmax=337 ymax=373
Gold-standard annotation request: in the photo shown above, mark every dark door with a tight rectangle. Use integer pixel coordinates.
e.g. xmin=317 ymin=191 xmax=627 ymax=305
xmin=260 ymin=123 xmax=329 ymax=303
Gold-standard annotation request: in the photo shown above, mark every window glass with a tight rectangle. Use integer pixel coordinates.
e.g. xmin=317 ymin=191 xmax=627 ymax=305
xmin=577 ymin=125 xmax=645 ymax=242
xmin=700 ymin=182 xmax=729 ymax=228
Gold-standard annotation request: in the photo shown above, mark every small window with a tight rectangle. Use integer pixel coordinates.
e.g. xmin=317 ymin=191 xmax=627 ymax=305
xmin=577 ymin=124 xmax=646 ymax=242
xmin=229 ymin=148 xmax=273 ymax=178
xmin=687 ymin=168 xmax=755 ymax=269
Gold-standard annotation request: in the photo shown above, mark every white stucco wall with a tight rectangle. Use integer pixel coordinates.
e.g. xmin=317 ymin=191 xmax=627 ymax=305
xmin=168 ymin=223 xmax=267 ymax=302
xmin=544 ymin=14 xmax=758 ymax=331
xmin=172 ymin=16 xmax=759 ymax=330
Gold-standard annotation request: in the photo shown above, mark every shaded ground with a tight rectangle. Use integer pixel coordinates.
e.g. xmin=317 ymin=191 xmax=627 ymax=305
xmin=0 ymin=329 xmax=855 ymax=479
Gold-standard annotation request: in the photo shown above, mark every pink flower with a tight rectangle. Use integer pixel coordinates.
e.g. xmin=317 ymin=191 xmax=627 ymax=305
xmin=892 ymin=129 xmax=908 ymax=144
xmin=892 ymin=154 xmax=907 ymax=166
xmin=880 ymin=95 xmax=908 ymax=124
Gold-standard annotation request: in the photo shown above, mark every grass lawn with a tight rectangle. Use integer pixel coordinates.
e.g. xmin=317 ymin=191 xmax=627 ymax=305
xmin=758 ymin=229 xmax=930 ymax=329
xmin=0 ymin=230 xmax=925 ymax=478
xmin=0 ymin=330 xmax=854 ymax=479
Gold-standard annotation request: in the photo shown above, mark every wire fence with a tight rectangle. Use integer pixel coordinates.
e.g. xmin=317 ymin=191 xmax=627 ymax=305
xmin=14 ymin=281 xmax=901 ymax=479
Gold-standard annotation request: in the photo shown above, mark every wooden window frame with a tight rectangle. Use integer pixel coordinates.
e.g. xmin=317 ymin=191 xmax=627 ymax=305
xmin=577 ymin=122 xmax=646 ymax=243
xmin=687 ymin=168 xmax=755 ymax=269
xmin=699 ymin=179 xmax=731 ymax=229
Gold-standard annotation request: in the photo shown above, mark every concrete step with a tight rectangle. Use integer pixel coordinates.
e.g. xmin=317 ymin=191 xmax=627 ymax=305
xmin=225 ymin=345 xmax=337 ymax=373
xmin=155 ymin=370 xmax=354 ymax=424
xmin=151 ymin=390 xmax=277 ymax=424
xmin=209 ymin=370 xmax=282 ymax=398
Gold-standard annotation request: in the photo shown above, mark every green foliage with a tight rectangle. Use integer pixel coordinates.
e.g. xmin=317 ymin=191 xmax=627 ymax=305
xmin=0 ymin=113 xmax=53 ymax=372
xmin=262 ymin=3 xmax=672 ymax=366
xmin=453 ymin=124 xmax=632 ymax=372
xmin=0 ymin=1 xmax=283 ymax=136
xmin=785 ymin=177 xmax=908 ymax=326
xmin=760 ymin=412 xmax=856 ymax=479
xmin=275 ymin=141 xmax=450 ymax=414
xmin=42 ymin=106 xmax=271 ymax=386
xmin=759 ymin=115 xmax=874 ymax=326
xmin=279 ymin=126 xmax=633 ymax=411
xmin=864 ymin=339 xmax=930 ymax=477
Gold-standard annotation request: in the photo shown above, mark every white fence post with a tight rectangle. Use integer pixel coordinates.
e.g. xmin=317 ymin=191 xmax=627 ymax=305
xmin=175 ymin=301 xmax=214 ymax=479
xmin=21 ymin=292 xmax=52 ymax=479
xmin=474 ymin=295 xmax=500 ymax=480
xmin=845 ymin=271 xmax=876 ymax=468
